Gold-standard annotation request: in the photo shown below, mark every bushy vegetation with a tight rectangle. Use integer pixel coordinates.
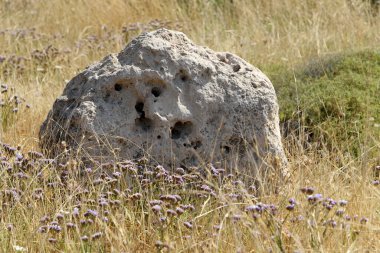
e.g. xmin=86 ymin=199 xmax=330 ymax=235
xmin=267 ymin=51 xmax=380 ymax=156
xmin=0 ymin=0 xmax=379 ymax=252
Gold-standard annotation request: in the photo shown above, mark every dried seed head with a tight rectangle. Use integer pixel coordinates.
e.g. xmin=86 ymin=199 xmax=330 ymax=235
xmin=300 ymin=187 xmax=315 ymax=195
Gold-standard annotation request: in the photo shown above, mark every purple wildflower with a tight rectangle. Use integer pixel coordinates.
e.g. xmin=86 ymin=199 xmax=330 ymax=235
xmin=307 ymin=194 xmax=323 ymax=204
xmin=149 ymin=200 xmax=163 ymax=206
xmin=151 ymin=205 xmax=162 ymax=213
xmin=324 ymin=219 xmax=337 ymax=228
xmin=360 ymin=217 xmax=369 ymax=224
xmin=27 ymin=151 xmax=43 ymax=159
xmin=335 ymin=209 xmax=345 ymax=216
xmin=286 ymin=204 xmax=295 ymax=211
xmin=176 ymin=207 xmax=184 ymax=215
xmin=338 ymin=200 xmax=348 ymax=206
xmin=6 ymin=224 xmax=13 ymax=231
xmin=245 ymin=205 xmax=260 ymax=212
xmin=56 ymin=213 xmax=64 ymax=220
xmin=91 ymin=232 xmax=102 ymax=240
xmin=15 ymin=153 xmax=23 ymax=161
xmin=173 ymin=194 xmax=182 ymax=201
xmin=180 ymin=204 xmax=195 ymax=211
xmin=66 ymin=223 xmax=76 ymax=229
xmin=48 ymin=224 xmax=62 ymax=233
xmin=72 ymin=207 xmax=80 ymax=217
xmin=112 ymin=172 xmax=122 ymax=178
xmin=173 ymin=175 xmax=184 ymax=184
xmin=80 ymin=219 xmax=87 ymax=226
xmin=288 ymin=198 xmax=296 ymax=205
xmin=325 ymin=198 xmax=337 ymax=206
xmin=85 ymin=167 xmax=93 ymax=173
xmin=200 ymin=184 xmax=212 ymax=192
xmin=160 ymin=194 xmax=177 ymax=203
xmin=344 ymin=215 xmax=351 ymax=221
xmin=166 ymin=209 xmax=177 ymax=216
xmin=184 ymin=221 xmax=193 ymax=229
xmin=213 ymin=225 xmax=221 ymax=231
xmin=48 ymin=238 xmax=57 ymax=243
xmin=38 ymin=226 xmax=47 ymax=233
xmin=40 ymin=216 xmax=50 ymax=224
xmin=84 ymin=209 xmax=98 ymax=218
xmin=99 ymin=200 xmax=109 ymax=207
xmin=130 ymin=193 xmax=142 ymax=200
xmin=110 ymin=200 xmax=121 ymax=206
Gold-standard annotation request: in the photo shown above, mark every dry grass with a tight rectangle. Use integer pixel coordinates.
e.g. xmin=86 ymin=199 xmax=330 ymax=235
xmin=0 ymin=0 xmax=379 ymax=252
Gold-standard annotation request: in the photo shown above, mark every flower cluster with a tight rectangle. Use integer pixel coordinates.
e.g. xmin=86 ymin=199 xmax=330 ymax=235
xmin=0 ymin=142 xmax=377 ymax=250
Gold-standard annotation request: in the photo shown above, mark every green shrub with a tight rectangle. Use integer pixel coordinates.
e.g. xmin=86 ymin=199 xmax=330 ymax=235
xmin=265 ymin=50 xmax=380 ymax=156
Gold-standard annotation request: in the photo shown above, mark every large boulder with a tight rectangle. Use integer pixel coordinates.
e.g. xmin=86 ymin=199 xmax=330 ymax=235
xmin=40 ymin=29 xmax=286 ymax=172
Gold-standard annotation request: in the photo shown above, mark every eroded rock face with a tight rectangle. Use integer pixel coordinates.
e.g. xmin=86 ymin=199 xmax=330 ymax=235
xmin=40 ymin=29 xmax=286 ymax=172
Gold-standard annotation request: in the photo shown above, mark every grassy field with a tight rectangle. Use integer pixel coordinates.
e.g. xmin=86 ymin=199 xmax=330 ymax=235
xmin=1 ymin=0 xmax=379 ymax=252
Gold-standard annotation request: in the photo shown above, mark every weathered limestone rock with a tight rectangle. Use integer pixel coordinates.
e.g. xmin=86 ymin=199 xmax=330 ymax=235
xmin=40 ymin=29 xmax=286 ymax=172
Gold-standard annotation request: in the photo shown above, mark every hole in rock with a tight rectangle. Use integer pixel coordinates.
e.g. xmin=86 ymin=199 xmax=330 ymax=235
xmin=135 ymin=102 xmax=145 ymax=117
xmin=178 ymin=69 xmax=189 ymax=82
xmin=114 ymin=83 xmax=122 ymax=91
xmin=171 ymin=121 xmax=193 ymax=140
xmin=157 ymin=135 xmax=161 ymax=139
xmin=192 ymin=141 xmax=202 ymax=150
xmin=134 ymin=101 xmax=152 ymax=131
xmin=232 ymin=64 xmax=241 ymax=72
xmin=181 ymin=75 xmax=188 ymax=82
xmin=222 ymin=145 xmax=231 ymax=154
xmin=151 ymin=87 xmax=161 ymax=97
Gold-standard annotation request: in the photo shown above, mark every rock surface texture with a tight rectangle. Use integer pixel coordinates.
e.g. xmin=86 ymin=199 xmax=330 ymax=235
xmin=40 ymin=29 xmax=286 ymax=172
